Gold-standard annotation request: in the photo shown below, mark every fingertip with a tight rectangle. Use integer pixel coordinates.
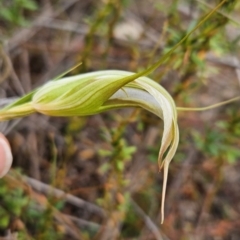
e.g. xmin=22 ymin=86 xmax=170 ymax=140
xmin=0 ymin=133 xmax=13 ymax=178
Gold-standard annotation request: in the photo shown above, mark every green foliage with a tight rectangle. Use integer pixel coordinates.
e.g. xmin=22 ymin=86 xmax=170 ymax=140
xmin=99 ymin=126 xmax=137 ymax=174
xmin=121 ymin=207 xmax=141 ymax=237
xmin=0 ymin=0 xmax=38 ymax=26
xmin=0 ymin=179 xmax=28 ymax=228
xmin=0 ymin=174 xmax=64 ymax=239
xmin=193 ymin=108 xmax=240 ymax=163
xmin=0 ymin=0 xmax=240 ymax=238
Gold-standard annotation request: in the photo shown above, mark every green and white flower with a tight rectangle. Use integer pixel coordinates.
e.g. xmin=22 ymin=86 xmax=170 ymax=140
xmin=0 ymin=70 xmax=179 ymax=223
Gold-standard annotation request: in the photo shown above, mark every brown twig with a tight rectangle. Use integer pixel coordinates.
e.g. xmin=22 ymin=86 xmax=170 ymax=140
xmin=22 ymin=175 xmax=106 ymax=218
xmin=0 ymin=47 xmax=12 ymax=85
xmin=5 ymin=0 xmax=80 ymax=53
xmin=19 ymin=50 xmax=31 ymax=92
xmin=131 ymin=198 xmax=168 ymax=240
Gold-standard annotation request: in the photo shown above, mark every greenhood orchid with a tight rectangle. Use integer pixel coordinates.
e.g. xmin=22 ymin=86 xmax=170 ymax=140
xmin=0 ymin=70 xmax=179 ymax=223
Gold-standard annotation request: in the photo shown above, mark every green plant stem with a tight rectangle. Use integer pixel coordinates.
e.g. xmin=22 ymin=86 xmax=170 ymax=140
xmin=101 ymin=0 xmax=123 ymax=68
xmin=196 ymin=0 xmax=240 ymax=26
xmin=80 ymin=1 xmax=113 ymax=71
xmin=177 ymin=96 xmax=240 ymax=112
xmin=117 ymin=0 xmax=226 ymax=83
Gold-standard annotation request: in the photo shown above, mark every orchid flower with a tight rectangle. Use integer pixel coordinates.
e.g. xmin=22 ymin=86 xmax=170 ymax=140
xmin=0 ymin=70 xmax=179 ymax=222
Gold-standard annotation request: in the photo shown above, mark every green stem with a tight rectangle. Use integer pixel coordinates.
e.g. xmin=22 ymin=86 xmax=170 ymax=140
xmin=177 ymin=96 xmax=240 ymax=112
xmin=119 ymin=0 xmax=226 ymax=82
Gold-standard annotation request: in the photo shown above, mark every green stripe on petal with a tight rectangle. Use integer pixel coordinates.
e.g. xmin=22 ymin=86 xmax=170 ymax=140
xmin=0 ymin=70 xmax=179 ymax=223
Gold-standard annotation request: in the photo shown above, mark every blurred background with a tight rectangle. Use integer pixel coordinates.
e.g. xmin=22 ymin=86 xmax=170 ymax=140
xmin=0 ymin=0 xmax=240 ymax=239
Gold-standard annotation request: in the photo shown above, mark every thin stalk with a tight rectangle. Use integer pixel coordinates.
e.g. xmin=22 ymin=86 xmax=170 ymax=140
xmin=177 ymin=96 xmax=240 ymax=112
xmin=117 ymin=0 xmax=226 ymax=82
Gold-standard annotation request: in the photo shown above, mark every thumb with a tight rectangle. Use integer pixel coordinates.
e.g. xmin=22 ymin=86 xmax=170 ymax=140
xmin=0 ymin=133 xmax=13 ymax=178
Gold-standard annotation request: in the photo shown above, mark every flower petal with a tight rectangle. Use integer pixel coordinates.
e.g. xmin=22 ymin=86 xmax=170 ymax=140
xmin=0 ymin=70 xmax=179 ymax=223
